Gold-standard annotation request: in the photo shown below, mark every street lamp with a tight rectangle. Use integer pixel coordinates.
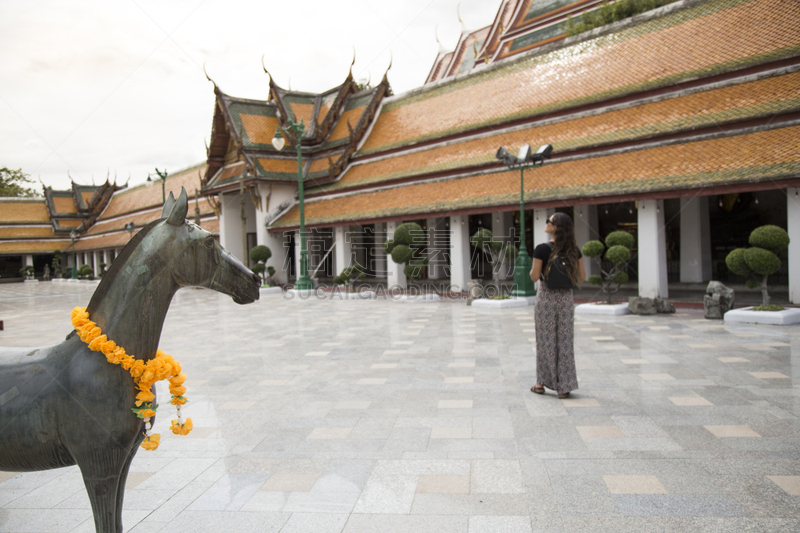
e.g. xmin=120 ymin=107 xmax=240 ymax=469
xmin=124 ymin=222 xmax=136 ymax=240
xmin=146 ymin=168 xmax=167 ymax=204
xmin=495 ymin=143 xmax=553 ymax=297
xmin=272 ymin=120 xmax=313 ymax=290
xmin=70 ymin=230 xmax=77 ymax=279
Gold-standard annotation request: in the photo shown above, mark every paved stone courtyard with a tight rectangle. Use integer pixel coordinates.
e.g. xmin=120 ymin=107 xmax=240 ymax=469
xmin=1 ymin=282 xmax=798 ymax=532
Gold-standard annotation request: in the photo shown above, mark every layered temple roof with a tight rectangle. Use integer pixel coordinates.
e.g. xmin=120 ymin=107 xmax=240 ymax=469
xmin=269 ymin=0 xmax=800 ymax=230
xmin=0 ymin=165 xmax=217 ymax=255
xmin=201 ymin=67 xmax=392 ymax=196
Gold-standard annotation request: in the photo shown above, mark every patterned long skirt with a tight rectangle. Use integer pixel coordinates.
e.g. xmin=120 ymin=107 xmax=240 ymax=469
xmin=534 ymin=282 xmax=578 ymax=395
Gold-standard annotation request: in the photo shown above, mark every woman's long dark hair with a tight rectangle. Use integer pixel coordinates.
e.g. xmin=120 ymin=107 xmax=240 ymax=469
xmin=544 ymin=212 xmax=582 ymax=286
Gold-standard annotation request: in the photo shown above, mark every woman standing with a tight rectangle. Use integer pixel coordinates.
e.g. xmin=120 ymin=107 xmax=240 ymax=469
xmin=529 ymin=212 xmax=585 ymax=399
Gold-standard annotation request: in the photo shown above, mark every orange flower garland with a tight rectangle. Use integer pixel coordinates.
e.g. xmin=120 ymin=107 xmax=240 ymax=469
xmin=70 ymin=307 xmax=192 ymax=450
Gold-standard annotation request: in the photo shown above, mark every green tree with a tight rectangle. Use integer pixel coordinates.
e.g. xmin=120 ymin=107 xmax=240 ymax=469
xmin=0 ymin=167 xmax=37 ymax=197
xmin=249 ymin=245 xmax=272 ymax=286
xmin=725 ymin=225 xmax=790 ymax=308
xmin=384 ymin=222 xmax=429 ymax=287
xmin=581 ymin=230 xmax=635 ymax=304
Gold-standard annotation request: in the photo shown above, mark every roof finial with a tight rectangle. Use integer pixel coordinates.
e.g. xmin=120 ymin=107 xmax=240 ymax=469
xmin=261 ymin=54 xmax=272 ymax=83
xmin=386 ymin=50 xmax=393 ymax=72
xmin=203 ymin=62 xmax=218 ymax=90
xmin=435 ymin=24 xmax=447 ymax=53
xmin=288 ymin=76 xmax=291 ymax=91
xmin=457 ymin=3 xmax=465 ymax=33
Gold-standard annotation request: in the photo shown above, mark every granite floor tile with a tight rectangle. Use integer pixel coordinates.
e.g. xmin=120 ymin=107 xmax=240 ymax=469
xmin=2 ymin=284 xmax=799 ymax=532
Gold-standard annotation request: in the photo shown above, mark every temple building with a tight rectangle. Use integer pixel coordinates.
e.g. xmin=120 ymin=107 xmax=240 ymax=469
xmin=199 ymin=0 xmax=800 ymax=303
xmin=1 ymin=0 xmax=798 ymax=304
xmin=0 ymin=166 xmax=217 ymax=279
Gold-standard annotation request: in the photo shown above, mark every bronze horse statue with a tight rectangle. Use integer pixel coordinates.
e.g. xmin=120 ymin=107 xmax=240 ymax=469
xmin=0 ymin=188 xmax=260 ymax=532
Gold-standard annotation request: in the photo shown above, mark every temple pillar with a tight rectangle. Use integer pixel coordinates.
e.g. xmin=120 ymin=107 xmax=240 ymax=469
xmin=574 ymin=204 xmax=599 ymax=276
xmin=638 ymin=199 xmax=669 ymax=299
xmin=386 ymin=221 xmax=407 ymax=288
xmin=374 ymin=223 xmax=387 ymax=280
xmin=449 ymin=215 xmax=470 ymax=292
xmin=427 ymin=217 xmax=447 ymax=279
xmin=533 ymin=208 xmax=555 ymax=250
xmin=788 ymin=188 xmax=800 ymax=304
xmin=680 ymin=196 xmax=712 ymax=283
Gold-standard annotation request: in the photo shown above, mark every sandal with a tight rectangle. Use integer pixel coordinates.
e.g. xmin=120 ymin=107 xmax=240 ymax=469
xmin=531 ymin=384 xmax=545 ymax=394
xmin=558 ymin=392 xmax=570 ymax=399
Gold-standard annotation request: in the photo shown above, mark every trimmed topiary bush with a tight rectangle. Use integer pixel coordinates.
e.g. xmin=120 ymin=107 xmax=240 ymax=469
xmin=77 ymin=264 xmax=94 ymax=280
xmin=581 ymin=230 xmax=634 ymax=304
xmin=249 ymin=245 xmax=272 ymax=286
xmin=387 ymin=222 xmax=428 ymax=286
xmin=333 ymin=264 xmax=366 ymax=288
xmin=725 ymin=225 xmax=789 ymax=308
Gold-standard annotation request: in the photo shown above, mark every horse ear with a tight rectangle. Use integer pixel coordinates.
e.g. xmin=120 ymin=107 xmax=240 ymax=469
xmin=161 ymin=191 xmax=176 ymax=219
xmin=166 ymin=188 xmax=188 ymax=226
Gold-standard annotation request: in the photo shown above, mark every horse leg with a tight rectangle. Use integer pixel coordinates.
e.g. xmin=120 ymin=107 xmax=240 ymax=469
xmin=76 ymin=448 xmax=129 ymax=533
xmin=112 ymin=445 xmax=140 ymax=532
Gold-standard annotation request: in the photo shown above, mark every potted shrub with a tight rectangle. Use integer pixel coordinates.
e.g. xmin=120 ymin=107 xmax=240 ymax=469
xmin=725 ymin=225 xmax=789 ymax=309
xmin=19 ymin=265 xmax=35 ymax=280
xmin=581 ymin=230 xmax=635 ymax=304
xmin=77 ymin=264 xmax=94 ymax=280
xmin=333 ymin=264 xmax=366 ymax=291
xmin=249 ymin=245 xmax=272 ymax=286
xmin=384 ymin=222 xmax=429 ymax=288
xmin=52 ymin=251 xmax=63 ymax=279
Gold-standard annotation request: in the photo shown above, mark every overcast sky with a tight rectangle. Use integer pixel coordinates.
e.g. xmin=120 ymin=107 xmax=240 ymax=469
xmin=0 ymin=0 xmax=499 ymax=192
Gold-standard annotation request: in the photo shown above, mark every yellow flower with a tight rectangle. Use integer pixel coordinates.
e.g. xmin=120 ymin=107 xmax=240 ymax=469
xmin=129 ymin=359 xmax=146 ymax=378
xmin=169 ymin=373 xmax=187 ymax=386
xmin=171 ymin=396 xmax=187 ymax=405
xmin=87 ymin=335 xmax=107 ymax=351
xmin=100 ymin=340 xmax=117 ymax=355
xmin=169 ymin=385 xmax=187 ymax=397
xmin=141 ymin=369 xmax=155 ymax=384
xmin=139 ymin=408 xmax=156 ymax=418
xmin=135 ymin=390 xmax=155 ymax=406
xmin=169 ymin=418 xmax=193 ymax=435
xmin=140 ymin=433 xmax=160 ymax=451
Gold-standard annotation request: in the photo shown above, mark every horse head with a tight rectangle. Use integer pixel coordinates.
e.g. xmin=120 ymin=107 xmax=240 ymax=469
xmin=158 ymin=188 xmax=261 ymax=304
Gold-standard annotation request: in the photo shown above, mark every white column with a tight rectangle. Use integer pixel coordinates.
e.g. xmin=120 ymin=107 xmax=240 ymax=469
xmin=449 ymin=215 xmax=470 ymax=292
xmin=788 ymin=187 xmax=800 ymax=304
xmin=679 ymin=196 xmax=712 ymax=283
xmin=294 ymin=230 xmax=302 ymax=282
xmin=574 ymin=204 xmax=599 ymax=276
xmin=532 ymin=208 xmax=555 ymax=250
xmin=218 ymin=192 xmax=244 ymax=262
xmin=386 ymin=221 xmax=407 ymax=288
xmin=23 ymin=254 xmax=33 ymax=267
xmin=491 ymin=211 xmax=514 ymax=280
xmin=374 ymin=223 xmax=387 ymax=280
xmin=334 ymin=225 xmax=349 ymax=274
xmin=638 ymin=199 xmax=669 ymax=299
xmin=427 ymin=217 xmax=446 ymax=279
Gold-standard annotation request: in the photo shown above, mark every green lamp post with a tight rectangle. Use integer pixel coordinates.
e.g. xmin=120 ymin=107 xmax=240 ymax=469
xmin=495 ymin=144 xmax=553 ymax=297
xmin=70 ymin=230 xmax=77 ymax=279
xmin=272 ymin=119 xmax=313 ymax=290
xmin=146 ymin=168 xmax=167 ymax=204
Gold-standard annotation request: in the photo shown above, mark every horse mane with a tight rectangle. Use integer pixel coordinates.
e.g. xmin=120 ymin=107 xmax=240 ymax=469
xmin=86 ymin=219 xmax=163 ymax=315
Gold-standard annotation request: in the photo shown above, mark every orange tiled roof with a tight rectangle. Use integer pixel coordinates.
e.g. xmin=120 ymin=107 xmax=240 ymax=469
xmin=318 ymin=70 xmax=800 ymax=193
xmin=0 ymin=239 xmax=70 ymax=254
xmin=273 ymin=124 xmax=800 ymax=228
xmin=360 ymin=0 xmax=800 ymax=155
xmin=0 ymin=200 xmax=50 ymax=223
xmin=0 ymin=226 xmax=57 ymax=238
xmin=75 ymin=216 xmax=219 ymax=251
xmin=100 ymin=165 xmax=205 ymax=219
xmin=241 ymin=114 xmax=281 ymax=146
xmin=52 ymin=196 xmax=78 ymax=214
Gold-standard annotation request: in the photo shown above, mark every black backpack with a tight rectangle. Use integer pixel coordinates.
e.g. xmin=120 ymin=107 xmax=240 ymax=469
xmin=543 ymin=242 xmax=576 ymax=289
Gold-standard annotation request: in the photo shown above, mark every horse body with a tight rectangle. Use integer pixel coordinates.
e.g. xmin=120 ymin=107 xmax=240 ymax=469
xmin=0 ymin=188 xmax=259 ymax=532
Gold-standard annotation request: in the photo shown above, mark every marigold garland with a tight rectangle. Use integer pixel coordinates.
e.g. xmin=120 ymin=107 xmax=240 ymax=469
xmin=70 ymin=306 xmax=192 ymax=450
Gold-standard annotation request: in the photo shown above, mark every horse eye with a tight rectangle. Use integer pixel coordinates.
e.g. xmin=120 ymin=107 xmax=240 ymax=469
xmin=203 ymin=237 xmax=215 ymax=249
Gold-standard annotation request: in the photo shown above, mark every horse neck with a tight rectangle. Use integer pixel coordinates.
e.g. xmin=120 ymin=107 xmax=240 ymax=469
xmin=87 ymin=242 xmax=180 ymax=360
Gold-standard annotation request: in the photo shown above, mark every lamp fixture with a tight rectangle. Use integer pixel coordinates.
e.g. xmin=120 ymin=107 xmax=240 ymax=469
xmin=271 ymin=127 xmax=286 ymax=151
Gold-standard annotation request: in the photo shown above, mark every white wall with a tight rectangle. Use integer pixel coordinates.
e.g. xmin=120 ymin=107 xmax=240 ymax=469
xmin=788 ymin=187 xmax=800 ymax=304
xmin=574 ymin=204 xmax=599 ymax=276
xmin=449 ymin=215 xmax=470 ymax=291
